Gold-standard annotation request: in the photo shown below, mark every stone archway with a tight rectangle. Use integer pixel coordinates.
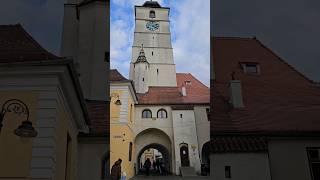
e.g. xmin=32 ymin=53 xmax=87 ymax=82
xmin=137 ymin=143 xmax=171 ymax=175
xmin=134 ymin=128 xmax=172 ymax=175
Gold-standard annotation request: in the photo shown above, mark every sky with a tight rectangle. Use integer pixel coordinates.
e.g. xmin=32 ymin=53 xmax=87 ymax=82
xmin=0 ymin=0 xmax=318 ymax=84
xmin=110 ymin=0 xmax=211 ymax=86
xmin=212 ymin=0 xmax=320 ymax=82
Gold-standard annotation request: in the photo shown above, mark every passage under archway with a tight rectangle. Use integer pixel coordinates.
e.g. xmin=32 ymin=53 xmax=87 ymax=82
xmin=137 ymin=143 xmax=170 ymax=175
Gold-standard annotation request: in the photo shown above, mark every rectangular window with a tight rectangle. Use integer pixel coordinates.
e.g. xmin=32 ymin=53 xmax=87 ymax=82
xmin=225 ymin=166 xmax=231 ymax=178
xmin=240 ymin=62 xmax=260 ymax=74
xmin=307 ymin=148 xmax=320 ymax=180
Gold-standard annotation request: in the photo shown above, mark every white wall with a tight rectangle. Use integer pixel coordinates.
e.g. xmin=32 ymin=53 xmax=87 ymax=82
xmin=268 ymin=139 xmax=320 ymax=180
xmin=211 ymin=153 xmax=271 ymax=180
xmin=172 ymin=110 xmax=201 ymax=174
xmin=193 ymin=106 xmax=210 ymax=161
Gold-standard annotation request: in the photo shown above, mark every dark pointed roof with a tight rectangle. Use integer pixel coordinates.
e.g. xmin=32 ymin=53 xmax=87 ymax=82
xmin=134 ymin=47 xmax=148 ymax=64
xmin=142 ymin=1 xmax=161 ymax=8
xmin=0 ymin=24 xmax=60 ymax=63
xmin=110 ymin=69 xmax=128 ymax=82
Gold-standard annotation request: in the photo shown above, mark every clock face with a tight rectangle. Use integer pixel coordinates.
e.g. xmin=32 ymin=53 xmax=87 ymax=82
xmin=146 ymin=21 xmax=159 ymax=31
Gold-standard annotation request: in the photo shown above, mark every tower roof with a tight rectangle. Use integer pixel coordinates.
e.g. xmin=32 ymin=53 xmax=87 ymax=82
xmin=142 ymin=1 xmax=161 ymax=8
xmin=134 ymin=46 xmax=148 ymax=64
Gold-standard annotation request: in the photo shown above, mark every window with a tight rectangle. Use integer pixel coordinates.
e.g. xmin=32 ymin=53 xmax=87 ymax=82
xmin=130 ymin=104 xmax=133 ymax=122
xmin=157 ymin=109 xmax=167 ymax=118
xmin=129 ymin=142 xmax=133 ymax=161
xmin=142 ymin=109 xmax=152 ymax=118
xmin=307 ymin=148 xmax=320 ymax=180
xmin=149 ymin=10 xmax=155 ymax=18
xmin=206 ymin=108 xmax=210 ymax=121
xmin=185 ymin=81 xmax=191 ymax=85
xmin=240 ymin=62 xmax=260 ymax=74
xmin=180 ymin=114 xmax=183 ymax=118
xmin=225 ymin=166 xmax=231 ymax=178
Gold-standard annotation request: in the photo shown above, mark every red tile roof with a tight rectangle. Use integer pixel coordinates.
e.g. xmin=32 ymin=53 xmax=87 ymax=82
xmin=85 ymin=100 xmax=109 ymax=136
xmin=137 ymin=73 xmax=210 ymax=105
xmin=0 ymin=24 xmax=60 ymax=63
xmin=211 ymin=136 xmax=268 ymax=153
xmin=211 ymin=37 xmax=320 ymax=136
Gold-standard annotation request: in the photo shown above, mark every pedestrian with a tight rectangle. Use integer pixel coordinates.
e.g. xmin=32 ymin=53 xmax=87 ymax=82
xmin=153 ymin=159 xmax=156 ymax=171
xmin=111 ymin=159 xmax=122 ymax=180
xmin=144 ymin=158 xmax=151 ymax=176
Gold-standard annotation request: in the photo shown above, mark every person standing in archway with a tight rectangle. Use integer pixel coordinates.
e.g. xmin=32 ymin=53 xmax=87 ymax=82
xmin=111 ymin=159 xmax=122 ymax=180
xmin=144 ymin=158 xmax=151 ymax=176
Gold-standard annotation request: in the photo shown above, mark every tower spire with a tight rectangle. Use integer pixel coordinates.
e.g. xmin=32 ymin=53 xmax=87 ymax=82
xmin=135 ymin=44 xmax=148 ymax=63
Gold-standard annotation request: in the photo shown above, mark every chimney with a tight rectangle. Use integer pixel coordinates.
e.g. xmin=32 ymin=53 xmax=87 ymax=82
xmin=182 ymin=86 xmax=187 ymax=96
xmin=229 ymin=80 xmax=244 ymax=108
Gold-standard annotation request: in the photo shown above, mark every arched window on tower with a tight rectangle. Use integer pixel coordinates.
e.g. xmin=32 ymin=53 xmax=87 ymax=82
xmin=149 ymin=10 xmax=155 ymax=18
xmin=142 ymin=109 xmax=152 ymax=118
xmin=157 ymin=109 xmax=167 ymax=118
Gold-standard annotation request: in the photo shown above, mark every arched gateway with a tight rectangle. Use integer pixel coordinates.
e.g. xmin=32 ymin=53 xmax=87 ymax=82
xmin=134 ymin=128 xmax=172 ymax=175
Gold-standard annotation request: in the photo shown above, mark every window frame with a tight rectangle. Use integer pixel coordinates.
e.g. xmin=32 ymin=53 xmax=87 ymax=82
xmin=307 ymin=147 xmax=320 ymax=180
xmin=240 ymin=62 xmax=260 ymax=75
xmin=142 ymin=109 xmax=152 ymax=118
xmin=149 ymin=10 xmax=156 ymax=18
xmin=157 ymin=109 xmax=167 ymax=118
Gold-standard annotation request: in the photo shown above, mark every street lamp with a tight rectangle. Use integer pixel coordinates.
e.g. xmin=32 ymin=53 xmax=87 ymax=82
xmin=0 ymin=99 xmax=37 ymax=137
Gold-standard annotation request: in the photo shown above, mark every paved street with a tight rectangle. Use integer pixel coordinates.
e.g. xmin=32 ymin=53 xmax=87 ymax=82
xmin=131 ymin=175 xmax=211 ymax=180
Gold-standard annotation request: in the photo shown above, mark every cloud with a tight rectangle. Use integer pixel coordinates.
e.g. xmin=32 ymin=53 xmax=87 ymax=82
xmin=111 ymin=0 xmax=210 ymax=86
xmin=0 ymin=0 xmax=64 ymax=55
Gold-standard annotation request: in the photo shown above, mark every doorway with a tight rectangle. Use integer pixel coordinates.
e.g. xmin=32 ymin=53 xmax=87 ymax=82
xmin=180 ymin=143 xmax=190 ymax=167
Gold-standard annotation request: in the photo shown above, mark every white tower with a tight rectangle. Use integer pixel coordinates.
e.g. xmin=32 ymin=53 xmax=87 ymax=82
xmin=130 ymin=1 xmax=177 ymax=93
xmin=61 ymin=0 xmax=109 ymax=101
xmin=133 ymin=46 xmax=149 ymax=93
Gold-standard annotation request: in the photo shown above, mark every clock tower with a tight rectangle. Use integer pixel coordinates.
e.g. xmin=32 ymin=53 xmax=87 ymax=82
xmin=129 ymin=1 xmax=177 ymax=93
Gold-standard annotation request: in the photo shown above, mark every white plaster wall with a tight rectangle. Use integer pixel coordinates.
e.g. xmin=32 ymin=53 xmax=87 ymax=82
xmin=133 ymin=33 xmax=171 ymax=48
xmin=132 ymin=63 xmax=149 ymax=94
xmin=134 ymin=106 xmax=173 ymax=140
xmin=78 ymin=142 xmax=109 ymax=180
xmin=268 ymin=139 xmax=320 ymax=180
xmin=135 ymin=7 xmax=170 ymax=21
xmin=211 ymin=153 xmax=271 ymax=180
xmin=193 ymin=106 xmax=210 ymax=160
xmin=172 ymin=110 xmax=201 ymax=174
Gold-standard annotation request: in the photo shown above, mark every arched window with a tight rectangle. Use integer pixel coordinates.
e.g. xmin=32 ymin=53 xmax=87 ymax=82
xmin=149 ymin=10 xmax=155 ymax=18
xmin=142 ymin=109 xmax=152 ymax=118
xmin=129 ymin=142 xmax=133 ymax=161
xmin=157 ymin=109 xmax=167 ymax=118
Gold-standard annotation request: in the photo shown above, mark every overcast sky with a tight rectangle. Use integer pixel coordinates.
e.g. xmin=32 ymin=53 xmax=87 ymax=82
xmin=212 ymin=0 xmax=320 ymax=82
xmin=111 ymin=0 xmax=210 ymax=86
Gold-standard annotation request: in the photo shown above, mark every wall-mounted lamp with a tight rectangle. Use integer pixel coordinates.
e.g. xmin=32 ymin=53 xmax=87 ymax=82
xmin=0 ymin=99 xmax=37 ymax=137
xmin=110 ymin=93 xmax=122 ymax=105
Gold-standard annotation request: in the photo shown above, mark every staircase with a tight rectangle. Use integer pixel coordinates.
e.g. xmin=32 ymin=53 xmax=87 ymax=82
xmin=180 ymin=166 xmax=197 ymax=177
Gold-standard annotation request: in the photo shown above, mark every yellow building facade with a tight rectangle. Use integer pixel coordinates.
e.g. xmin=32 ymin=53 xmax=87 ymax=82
xmin=110 ymin=70 xmax=137 ymax=179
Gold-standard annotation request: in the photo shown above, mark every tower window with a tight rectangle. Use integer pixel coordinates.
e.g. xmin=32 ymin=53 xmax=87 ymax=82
xmin=143 ymin=78 xmax=144 ymax=82
xmin=157 ymin=69 xmax=159 ymax=74
xmin=180 ymin=114 xmax=183 ymax=118
xmin=142 ymin=109 xmax=152 ymax=118
xmin=152 ymin=51 xmax=153 ymax=56
xmin=129 ymin=142 xmax=133 ymax=161
xmin=240 ymin=62 xmax=260 ymax=74
xmin=149 ymin=10 xmax=155 ymax=18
